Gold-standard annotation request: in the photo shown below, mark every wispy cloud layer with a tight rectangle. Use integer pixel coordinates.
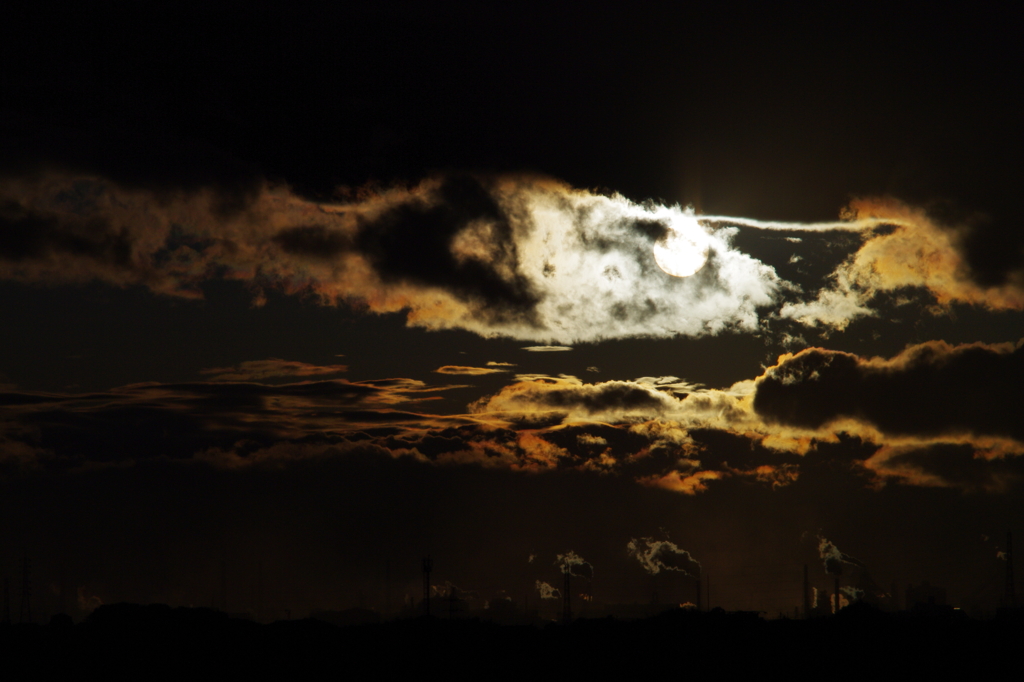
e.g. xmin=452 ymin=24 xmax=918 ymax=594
xmin=2 ymin=340 xmax=1024 ymax=493
xmin=200 ymin=358 xmax=347 ymax=381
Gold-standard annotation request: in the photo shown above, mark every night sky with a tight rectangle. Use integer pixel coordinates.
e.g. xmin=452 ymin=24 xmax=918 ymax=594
xmin=3 ymin=4 xmax=1024 ymax=620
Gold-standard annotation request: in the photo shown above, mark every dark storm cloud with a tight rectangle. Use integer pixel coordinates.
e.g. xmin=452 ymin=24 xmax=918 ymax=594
xmin=862 ymin=442 xmax=1024 ymax=493
xmin=271 ymin=225 xmax=352 ymax=258
xmin=354 ymin=174 xmax=540 ymax=324
xmin=0 ymin=378 xmax=463 ymax=469
xmin=0 ymin=199 xmax=131 ymax=265
xmin=753 ymin=339 xmax=1024 ymax=442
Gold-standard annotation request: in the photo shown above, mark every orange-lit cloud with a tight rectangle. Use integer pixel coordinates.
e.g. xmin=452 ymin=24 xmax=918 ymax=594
xmin=433 ymin=365 xmax=508 ymax=375
xmin=200 ymin=358 xmax=348 ymax=381
xmin=754 ymin=339 xmax=1024 ymax=442
xmin=639 ymin=469 xmax=725 ymax=495
xmin=4 ymin=338 xmax=1024 ymax=493
xmin=5 ymin=174 xmax=1017 ymax=341
xmin=781 ymin=198 xmax=1024 ymax=328
xmin=0 ymin=172 xmax=782 ymax=342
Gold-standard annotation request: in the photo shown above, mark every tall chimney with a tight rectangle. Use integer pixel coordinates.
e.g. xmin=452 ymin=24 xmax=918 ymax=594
xmin=1006 ymin=531 xmax=1016 ymax=608
xmin=803 ymin=564 xmax=811 ymax=618
xmin=562 ymin=566 xmax=571 ymax=623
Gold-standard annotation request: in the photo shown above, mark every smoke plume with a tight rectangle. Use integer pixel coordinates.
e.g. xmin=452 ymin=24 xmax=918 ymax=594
xmin=626 ymin=537 xmax=701 ymax=577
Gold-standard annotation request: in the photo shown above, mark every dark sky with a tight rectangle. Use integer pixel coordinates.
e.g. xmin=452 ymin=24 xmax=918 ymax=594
xmin=2 ymin=3 xmax=1024 ymax=619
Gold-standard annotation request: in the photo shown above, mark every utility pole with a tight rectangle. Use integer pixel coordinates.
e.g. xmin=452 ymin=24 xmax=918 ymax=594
xmin=385 ymin=558 xmax=391 ymax=616
xmin=562 ymin=566 xmax=571 ymax=623
xmin=422 ymin=557 xmax=433 ymax=616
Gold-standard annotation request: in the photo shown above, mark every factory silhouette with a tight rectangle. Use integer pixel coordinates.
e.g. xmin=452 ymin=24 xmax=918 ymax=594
xmin=3 ymin=535 xmax=1024 ymax=677
xmin=2 ymin=532 xmax=1018 ymax=628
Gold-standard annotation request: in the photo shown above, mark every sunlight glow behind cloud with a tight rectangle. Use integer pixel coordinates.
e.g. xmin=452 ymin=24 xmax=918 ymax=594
xmin=1 ymin=173 xmax=1021 ymax=344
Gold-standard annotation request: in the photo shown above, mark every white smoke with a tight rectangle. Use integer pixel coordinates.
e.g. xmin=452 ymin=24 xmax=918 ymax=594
xmin=555 ymin=550 xmax=594 ymax=578
xmin=535 ymin=580 xmax=560 ymax=600
xmin=626 ymin=537 xmax=701 ymax=577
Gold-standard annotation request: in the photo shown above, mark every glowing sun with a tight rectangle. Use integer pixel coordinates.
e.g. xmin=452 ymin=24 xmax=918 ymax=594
xmin=653 ymin=217 xmax=709 ymax=277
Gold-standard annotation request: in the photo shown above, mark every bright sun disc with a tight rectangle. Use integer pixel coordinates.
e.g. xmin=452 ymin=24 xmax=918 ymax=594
xmin=653 ymin=223 xmax=709 ymax=278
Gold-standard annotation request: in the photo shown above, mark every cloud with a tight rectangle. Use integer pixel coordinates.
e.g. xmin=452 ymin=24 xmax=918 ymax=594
xmin=860 ymin=443 xmax=1021 ymax=493
xmin=0 ymin=378 xmax=468 ymax=468
xmin=470 ymin=377 xmax=682 ymax=422
xmin=3 ymin=345 xmax=1022 ymax=494
xmin=0 ymin=173 xmax=779 ymax=342
xmin=200 ymin=358 xmax=347 ymax=381
xmin=7 ymin=174 xmax=1017 ymax=342
xmin=522 ymin=346 xmax=572 ymax=352
xmin=753 ymin=339 xmax=1024 ymax=443
xmin=638 ymin=469 xmax=725 ymax=495
xmin=486 ymin=361 xmax=516 ymax=367
xmin=433 ymin=365 xmax=508 ymax=376
xmin=780 ymin=197 xmax=1024 ymax=328
xmin=626 ymin=537 xmax=701 ymax=576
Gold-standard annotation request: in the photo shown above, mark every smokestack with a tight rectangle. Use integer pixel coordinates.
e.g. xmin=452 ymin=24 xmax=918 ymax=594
xmin=803 ymin=565 xmax=811 ymax=618
xmin=59 ymin=561 xmax=67 ymax=616
xmin=562 ymin=566 xmax=571 ymax=623
xmin=19 ymin=555 xmax=30 ymax=624
xmin=834 ymin=576 xmax=840 ymax=613
xmin=385 ymin=558 xmax=391 ymax=616
xmin=1006 ymin=531 xmax=1016 ymax=608
xmin=257 ymin=562 xmax=263 ymax=621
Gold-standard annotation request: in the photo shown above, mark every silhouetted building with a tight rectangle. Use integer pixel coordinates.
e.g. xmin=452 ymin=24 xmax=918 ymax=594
xmin=906 ymin=581 xmax=946 ymax=609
